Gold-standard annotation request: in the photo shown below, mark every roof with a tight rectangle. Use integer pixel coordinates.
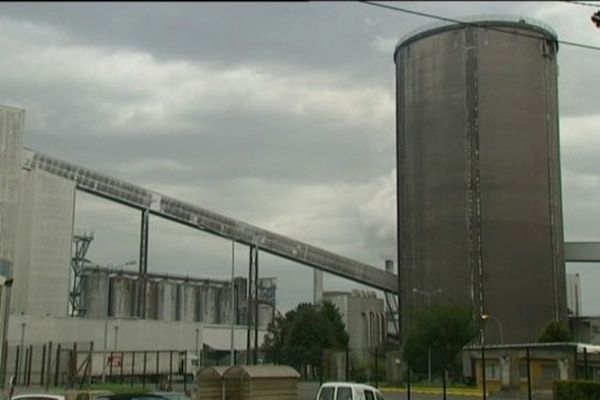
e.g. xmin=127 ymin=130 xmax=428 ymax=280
xmin=394 ymin=15 xmax=558 ymax=60
xmin=224 ymin=365 xmax=300 ymax=378
xmin=320 ymin=382 xmax=381 ymax=391
xmin=197 ymin=366 xmax=228 ymax=377
xmin=464 ymin=342 xmax=600 ymax=354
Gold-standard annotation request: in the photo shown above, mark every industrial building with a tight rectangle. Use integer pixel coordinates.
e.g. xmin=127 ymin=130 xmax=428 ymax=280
xmin=0 ymin=117 xmax=277 ymax=354
xmin=395 ymin=18 xmax=567 ymax=344
xmin=323 ymin=290 xmax=386 ymax=351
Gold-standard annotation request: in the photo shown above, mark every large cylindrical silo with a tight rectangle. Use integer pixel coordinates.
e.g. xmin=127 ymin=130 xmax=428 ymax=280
xmin=395 ymin=18 xmax=566 ymax=344
xmin=144 ymin=278 xmax=159 ymax=320
xmin=178 ymin=282 xmax=198 ymax=323
xmin=156 ymin=279 xmax=178 ymax=321
xmin=198 ymin=285 xmax=218 ymax=324
xmin=81 ymin=269 xmax=109 ymax=318
xmin=108 ymin=275 xmax=136 ymax=318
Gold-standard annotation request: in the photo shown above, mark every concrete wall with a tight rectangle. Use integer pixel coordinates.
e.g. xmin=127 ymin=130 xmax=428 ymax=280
xmin=6 ymin=314 xmax=266 ymax=351
xmin=0 ymin=105 xmax=24 ymax=278
xmin=12 ymin=169 xmax=75 ymax=317
xmin=324 ymin=290 xmax=385 ymax=351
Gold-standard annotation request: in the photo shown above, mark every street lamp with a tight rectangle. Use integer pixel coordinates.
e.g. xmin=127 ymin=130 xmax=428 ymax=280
xmin=412 ymin=287 xmax=443 ymax=385
xmin=481 ymin=314 xmax=504 ymax=345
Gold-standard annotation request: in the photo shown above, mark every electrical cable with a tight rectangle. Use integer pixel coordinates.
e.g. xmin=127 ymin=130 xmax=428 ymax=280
xmin=360 ymin=1 xmax=600 ymax=52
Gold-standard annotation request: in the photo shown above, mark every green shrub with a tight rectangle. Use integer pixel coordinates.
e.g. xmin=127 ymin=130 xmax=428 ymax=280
xmin=554 ymin=380 xmax=600 ymax=400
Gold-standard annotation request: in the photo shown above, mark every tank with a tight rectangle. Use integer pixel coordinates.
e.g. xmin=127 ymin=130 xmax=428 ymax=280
xmin=156 ymin=279 xmax=178 ymax=321
xmin=395 ymin=17 xmax=566 ymax=344
xmin=217 ymin=285 xmax=233 ymax=325
xmin=108 ymin=274 xmax=136 ymax=318
xmin=144 ymin=278 xmax=159 ymax=319
xmin=178 ymin=282 xmax=198 ymax=323
xmin=198 ymin=285 xmax=217 ymax=324
xmin=257 ymin=303 xmax=273 ymax=329
xmin=81 ymin=269 xmax=109 ymax=318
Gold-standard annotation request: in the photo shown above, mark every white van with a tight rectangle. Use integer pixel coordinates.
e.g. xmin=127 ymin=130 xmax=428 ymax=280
xmin=316 ymin=382 xmax=385 ymax=400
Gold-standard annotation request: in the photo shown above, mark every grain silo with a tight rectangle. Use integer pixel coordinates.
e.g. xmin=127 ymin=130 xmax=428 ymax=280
xmin=81 ymin=269 xmax=109 ymax=318
xmin=108 ymin=274 xmax=136 ymax=318
xmin=395 ymin=17 xmax=566 ymax=344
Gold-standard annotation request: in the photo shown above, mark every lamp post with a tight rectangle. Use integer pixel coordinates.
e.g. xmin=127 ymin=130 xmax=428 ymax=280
xmin=412 ymin=288 xmax=442 ymax=384
xmin=480 ymin=315 xmax=487 ymax=400
xmin=481 ymin=314 xmax=503 ymax=345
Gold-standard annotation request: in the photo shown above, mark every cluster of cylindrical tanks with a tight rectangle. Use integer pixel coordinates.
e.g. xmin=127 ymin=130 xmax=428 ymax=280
xmin=80 ymin=269 xmax=233 ymax=324
xmin=79 ymin=268 xmax=275 ymax=328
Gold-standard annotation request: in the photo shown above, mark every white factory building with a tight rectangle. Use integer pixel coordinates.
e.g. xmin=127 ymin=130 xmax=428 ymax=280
xmin=7 ymin=164 xmax=270 ymax=353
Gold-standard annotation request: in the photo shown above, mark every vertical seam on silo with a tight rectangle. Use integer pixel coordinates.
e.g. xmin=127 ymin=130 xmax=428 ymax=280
xmin=465 ymin=27 xmax=485 ymax=319
xmin=396 ymin=48 xmax=406 ymax=339
xmin=543 ymin=41 xmax=560 ymax=321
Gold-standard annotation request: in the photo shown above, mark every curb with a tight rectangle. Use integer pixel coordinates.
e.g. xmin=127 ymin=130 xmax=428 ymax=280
xmin=381 ymin=387 xmax=483 ymax=397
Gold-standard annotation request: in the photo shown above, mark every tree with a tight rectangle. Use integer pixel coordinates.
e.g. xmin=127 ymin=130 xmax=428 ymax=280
xmin=262 ymin=301 xmax=350 ymax=376
xmin=537 ymin=320 xmax=572 ymax=343
xmin=402 ymin=305 xmax=479 ymax=379
xmin=321 ymin=300 xmax=350 ymax=350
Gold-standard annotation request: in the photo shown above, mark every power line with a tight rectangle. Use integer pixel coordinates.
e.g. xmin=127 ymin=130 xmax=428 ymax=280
xmin=360 ymin=1 xmax=600 ymax=52
xmin=561 ymin=0 xmax=600 ymax=8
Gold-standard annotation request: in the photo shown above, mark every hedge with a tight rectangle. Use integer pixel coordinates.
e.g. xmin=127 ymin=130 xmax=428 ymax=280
xmin=554 ymin=380 xmax=600 ymax=400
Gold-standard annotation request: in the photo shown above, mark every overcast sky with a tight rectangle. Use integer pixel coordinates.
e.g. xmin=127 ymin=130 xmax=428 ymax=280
xmin=1 ymin=1 xmax=600 ymax=314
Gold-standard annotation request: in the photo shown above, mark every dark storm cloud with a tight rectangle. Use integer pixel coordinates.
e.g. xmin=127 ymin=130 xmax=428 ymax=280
xmin=1 ymin=1 xmax=599 ymax=312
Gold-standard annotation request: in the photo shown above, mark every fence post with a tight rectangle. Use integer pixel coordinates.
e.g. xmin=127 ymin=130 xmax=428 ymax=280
xmin=526 ymin=347 xmax=532 ymax=400
xmin=71 ymin=342 xmax=78 ymax=388
xmin=120 ymin=351 xmax=124 ymax=384
xmin=45 ymin=341 xmax=53 ymax=391
xmin=374 ymin=348 xmax=378 ymax=388
xmin=345 ymin=347 xmax=349 ymax=382
xmin=169 ymin=350 xmax=173 ymax=390
xmin=406 ymin=361 xmax=411 ymax=400
xmin=14 ymin=345 xmax=20 ymax=385
xmin=584 ymin=347 xmax=589 ymax=380
xmin=574 ymin=346 xmax=578 ymax=380
xmin=22 ymin=347 xmax=29 ymax=386
xmin=183 ymin=351 xmax=187 ymax=393
xmin=0 ymin=341 xmax=8 ymax=389
xmin=155 ymin=351 xmax=160 ymax=389
xmin=142 ymin=351 xmax=147 ymax=389
xmin=54 ymin=343 xmax=61 ymax=387
xmin=131 ymin=351 xmax=135 ymax=387
xmin=40 ymin=344 xmax=47 ymax=386
xmin=26 ymin=345 xmax=32 ymax=386
xmin=109 ymin=351 xmax=114 ymax=383
xmin=88 ymin=341 xmax=94 ymax=388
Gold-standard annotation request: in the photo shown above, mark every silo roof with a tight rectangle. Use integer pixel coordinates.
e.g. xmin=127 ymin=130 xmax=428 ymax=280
xmin=224 ymin=365 xmax=300 ymax=379
xmin=394 ymin=14 xmax=558 ymax=59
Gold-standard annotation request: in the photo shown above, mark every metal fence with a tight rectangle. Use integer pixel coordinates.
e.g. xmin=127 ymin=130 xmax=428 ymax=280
xmin=1 ymin=342 xmax=269 ymax=391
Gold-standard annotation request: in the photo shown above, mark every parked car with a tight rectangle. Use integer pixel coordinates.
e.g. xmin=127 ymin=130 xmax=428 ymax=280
xmin=12 ymin=395 xmax=66 ymax=400
xmin=65 ymin=390 xmax=113 ymax=400
xmin=151 ymin=392 xmax=189 ymax=400
xmin=316 ymin=382 xmax=385 ymax=400
xmin=94 ymin=394 xmax=169 ymax=400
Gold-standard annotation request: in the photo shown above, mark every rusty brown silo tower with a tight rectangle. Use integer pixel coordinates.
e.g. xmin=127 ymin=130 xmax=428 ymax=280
xmin=395 ymin=18 xmax=566 ymax=344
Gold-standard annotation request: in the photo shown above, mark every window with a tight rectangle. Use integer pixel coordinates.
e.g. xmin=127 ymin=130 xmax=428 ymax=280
xmin=376 ymin=393 xmax=385 ymax=400
xmin=364 ymin=390 xmax=375 ymax=400
xmin=318 ymin=387 xmax=334 ymax=400
xmin=336 ymin=387 xmax=353 ymax=400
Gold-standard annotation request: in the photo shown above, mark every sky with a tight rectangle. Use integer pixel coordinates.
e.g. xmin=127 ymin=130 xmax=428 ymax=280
xmin=1 ymin=1 xmax=600 ymax=314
